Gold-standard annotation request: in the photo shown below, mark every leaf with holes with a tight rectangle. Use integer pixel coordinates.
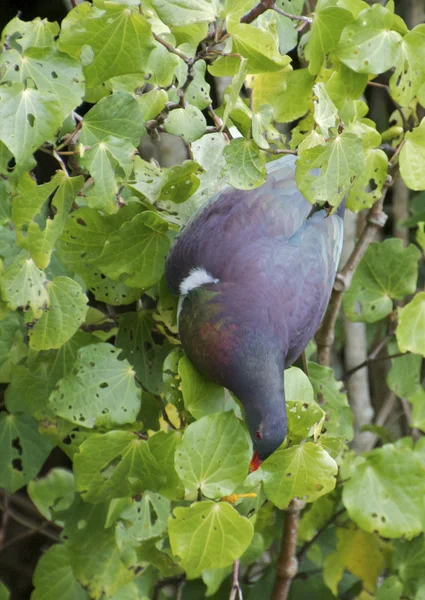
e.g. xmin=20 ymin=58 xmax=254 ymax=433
xmin=389 ymin=25 xmax=425 ymax=106
xmin=0 ymin=412 xmax=52 ymax=493
xmin=343 ymin=239 xmax=420 ymax=323
xmin=31 ymin=544 xmax=89 ymax=600
xmin=296 ymin=133 xmax=365 ymax=208
xmin=175 ymin=411 xmax=251 ymax=500
xmin=59 ymin=2 xmax=155 ymax=87
xmin=28 ymin=468 xmax=75 ymax=524
xmin=342 ymin=443 xmax=425 ymax=538
xmin=115 ymin=492 xmax=170 ymax=547
xmin=1 ymin=16 xmax=59 ymax=50
xmin=346 ymin=147 xmax=388 ymax=212
xmin=0 ymin=47 xmax=84 ymax=118
xmin=168 ymin=501 xmax=253 ymax=578
xmin=74 ymin=431 xmax=163 ymax=503
xmin=12 ymin=172 xmax=84 ymax=269
xmin=48 ymin=343 xmax=140 ymax=429
xmin=284 ymin=367 xmax=325 ymax=441
xmin=28 ymin=277 xmax=88 ymax=351
xmin=223 ymin=138 xmax=266 ymax=190
xmin=0 ymin=83 xmax=62 ymax=163
xmin=396 ymin=292 xmax=425 ymax=357
xmin=1 ymin=250 xmax=49 ymax=318
xmin=262 ymin=443 xmax=338 ymax=509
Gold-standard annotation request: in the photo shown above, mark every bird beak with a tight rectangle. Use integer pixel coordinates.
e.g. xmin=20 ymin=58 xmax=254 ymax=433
xmin=249 ymin=450 xmax=262 ymax=472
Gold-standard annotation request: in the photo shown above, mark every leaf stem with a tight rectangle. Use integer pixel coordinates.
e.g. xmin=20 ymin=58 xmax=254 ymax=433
xmin=296 ymin=508 xmax=346 ymax=564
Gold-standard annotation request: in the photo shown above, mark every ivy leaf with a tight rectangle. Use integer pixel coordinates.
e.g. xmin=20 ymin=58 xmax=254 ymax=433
xmin=262 ymin=443 xmax=338 ymax=509
xmin=0 ymin=47 xmax=84 ymax=118
xmin=97 ymin=211 xmax=170 ymax=289
xmin=151 ymin=0 xmax=216 ymax=26
xmin=31 ymin=544 xmax=89 ymax=600
xmin=343 ymin=240 xmax=420 ymax=323
xmin=178 ymin=356 xmax=229 ymax=420
xmin=175 ymin=411 xmax=251 ymax=500
xmin=138 ymin=89 xmax=168 ymax=122
xmin=1 ymin=16 xmax=59 ymax=50
xmin=12 ymin=172 xmax=84 ymax=269
xmin=0 ymin=313 xmax=26 ymax=384
xmin=80 ymin=92 xmax=145 ymax=148
xmin=223 ymin=138 xmax=266 ymax=190
xmin=115 ymin=492 xmax=170 ymax=547
xmin=284 ymin=367 xmax=325 ymax=441
xmin=59 ymin=2 xmax=155 ymax=87
xmin=74 ymin=431 xmax=162 ymax=503
xmin=325 ymin=63 xmax=368 ymax=110
xmin=305 ymin=6 xmax=353 ymax=75
xmin=28 ymin=468 xmax=75 ymax=524
xmin=400 ymin=118 xmax=425 ymax=191
xmin=147 ymin=431 xmax=184 ymax=500
xmin=168 ymin=501 xmax=254 ymax=578
xmin=229 ymin=24 xmax=291 ymax=74
xmin=323 ymin=527 xmax=384 ymax=594
xmin=308 ymin=362 xmax=354 ymax=441
xmin=28 ymin=277 xmax=88 ymax=351
xmin=387 ymin=343 xmax=421 ymax=399
xmin=336 ymin=4 xmax=402 ymax=74
xmin=389 ymin=25 xmax=425 ymax=106
xmin=1 ymin=250 xmax=49 ymax=318
xmin=396 ymin=292 xmax=425 ymax=357
xmin=342 ymin=443 xmax=425 ymax=538
xmin=0 ymin=83 xmax=62 ymax=163
xmin=164 ymin=105 xmax=207 ymax=144
xmin=346 ymin=148 xmax=388 ymax=212
xmin=296 ymin=133 xmax=365 ymax=207
xmin=0 ymin=412 xmax=52 ymax=493
xmin=49 ymin=343 xmax=140 ymax=429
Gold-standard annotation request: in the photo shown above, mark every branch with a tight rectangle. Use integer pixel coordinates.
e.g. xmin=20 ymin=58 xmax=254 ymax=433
xmin=207 ymin=0 xmax=276 ymax=39
xmin=271 ymin=499 xmax=305 ymax=600
xmin=344 ymin=350 xmax=407 ymax=379
xmin=229 ymin=559 xmax=243 ymax=600
xmin=315 ymin=184 xmax=390 ymax=366
xmin=152 ymin=32 xmax=192 ymax=65
xmin=0 ymin=502 xmax=60 ymax=545
xmin=273 ymin=6 xmax=312 ymax=22
xmin=296 ymin=508 xmax=346 ymax=564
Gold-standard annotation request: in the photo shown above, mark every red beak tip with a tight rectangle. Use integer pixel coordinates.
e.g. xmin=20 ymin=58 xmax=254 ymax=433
xmin=249 ymin=451 xmax=262 ymax=473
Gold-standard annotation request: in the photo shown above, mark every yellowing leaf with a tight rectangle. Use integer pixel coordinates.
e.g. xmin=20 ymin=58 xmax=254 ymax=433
xmin=396 ymin=292 xmax=425 ymax=357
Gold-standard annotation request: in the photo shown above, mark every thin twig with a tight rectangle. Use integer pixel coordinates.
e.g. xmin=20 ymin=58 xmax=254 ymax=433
xmin=229 ymin=559 xmax=243 ymax=600
xmin=271 ymin=499 xmax=305 ymax=600
xmin=315 ymin=183 xmax=391 ymax=366
xmin=296 ymin=508 xmax=346 ymax=564
xmin=0 ymin=503 xmax=60 ymax=544
xmin=273 ymin=6 xmax=312 ymax=22
xmin=0 ymin=493 xmax=9 ymax=547
xmin=344 ymin=351 xmax=408 ymax=379
xmin=152 ymin=32 xmax=192 ymax=64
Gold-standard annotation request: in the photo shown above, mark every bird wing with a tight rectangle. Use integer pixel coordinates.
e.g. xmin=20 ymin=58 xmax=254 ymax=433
xmin=165 ymin=155 xmax=312 ymax=294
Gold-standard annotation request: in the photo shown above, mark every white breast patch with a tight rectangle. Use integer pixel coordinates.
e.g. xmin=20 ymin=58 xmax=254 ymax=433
xmin=179 ymin=267 xmax=219 ymax=295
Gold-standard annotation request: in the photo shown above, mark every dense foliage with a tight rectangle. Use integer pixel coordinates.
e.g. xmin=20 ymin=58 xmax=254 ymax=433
xmin=0 ymin=0 xmax=425 ymax=598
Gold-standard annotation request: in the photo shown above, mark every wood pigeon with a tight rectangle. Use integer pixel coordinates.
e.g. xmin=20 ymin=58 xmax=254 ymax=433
xmin=165 ymin=156 xmax=344 ymax=463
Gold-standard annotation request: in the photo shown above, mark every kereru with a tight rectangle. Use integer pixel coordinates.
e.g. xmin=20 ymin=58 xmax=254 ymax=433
xmin=165 ymin=155 xmax=344 ymax=464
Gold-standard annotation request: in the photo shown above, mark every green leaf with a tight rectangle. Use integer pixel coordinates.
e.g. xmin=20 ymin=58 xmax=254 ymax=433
xmin=80 ymin=91 xmax=145 ymax=147
xmin=147 ymin=431 xmax=184 ymax=500
xmin=0 ymin=47 xmax=84 ymax=118
xmin=346 ymin=147 xmax=388 ymax=212
xmin=1 ymin=249 xmax=49 ymax=318
xmin=74 ymin=430 xmax=162 ymax=502
xmin=0 ymin=312 xmax=27 ymax=384
xmin=251 ymin=68 xmax=313 ymax=124
xmin=27 ymin=468 xmax=75 ymax=523
xmin=116 ymin=492 xmax=170 ymax=547
xmin=97 ymin=211 xmax=170 ymax=289
xmin=389 ymin=25 xmax=425 ymax=106
xmin=343 ymin=239 xmax=420 ymax=323
xmin=185 ymin=60 xmax=212 ymax=110
xmin=0 ymin=83 xmax=62 ymax=162
xmin=223 ymin=138 xmax=266 ymax=190
xmin=308 ymin=362 xmax=354 ymax=441
xmin=296 ymin=133 xmax=365 ymax=207
xmin=284 ymin=367 xmax=325 ymax=440
xmin=400 ymin=118 xmax=425 ymax=191
xmin=262 ymin=443 xmax=338 ymax=509
xmin=408 ymin=388 xmax=425 ymax=432
xmin=12 ymin=172 xmax=84 ymax=269
xmin=376 ymin=576 xmax=403 ymax=600
xmin=229 ymin=24 xmax=291 ymax=74
xmin=2 ymin=16 xmax=59 ymax=50
xmin=28 ymin=277 xmax=88 ymax=350
xmin=342 ymin=443 xmax=425 ymax=538
xmin=393 ymin=534 xmax=425 ymax=592
xmin=175 ymin=411 xmax=251 ymax=500
xmin=298 ymin=494 xmax=336 ymax=542
xmin=336 ymin=4 xmax=402 ymax=74
xmin=313 ymin=83 xmax=338 ymax=138
xmin=178 ymin=356 xmax=230 ymax=420
xmin=151 ymin=0 xmax=216 ymax=25
xmin=222 ymin=57 xmax=248 ymax=127
xmin=0 ymin=412 xmax=52 ymax=493
xmin=252 ymin=105 xmax=274 ymax=150
xmin=138 ymin=89 xmax=168 ymax=122
xmin=31 ymin=544 xmax=89 ymax=600
xmin=145 ymin=36 xmax=180 ymax=88
xmin=164 ymin=105 xmax=207 ymax=144
xmin=387 ymin=343 xmax=421 ymax=399
xmin=49 ymin=342 xmax=140 ymax=428
xmin=305 ymin=6 xmax=353 ymax=75
xmin=0 ymin=581 xmax=9 ymax=600
xmin=168 ymin=501 xmax=254 ymax=578
xmin=325 ymin=63 xmax=368 ymax=110
xmin=59 ymin=3 xmax=155 ymax=87
xmin=396 ymin=292 xmax=425 ymax=357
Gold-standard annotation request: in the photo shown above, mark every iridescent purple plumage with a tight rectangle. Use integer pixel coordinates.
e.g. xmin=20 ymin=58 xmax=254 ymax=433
xmin=166 ymin=156 xmax=344 ymax=459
